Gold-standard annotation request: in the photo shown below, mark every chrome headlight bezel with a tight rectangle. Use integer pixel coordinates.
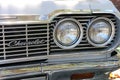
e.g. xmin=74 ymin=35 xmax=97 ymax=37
xmin=53 ymin=18 xmax=83 ymax=49
xmin=87 ymin=17 xmax=115 ymax=47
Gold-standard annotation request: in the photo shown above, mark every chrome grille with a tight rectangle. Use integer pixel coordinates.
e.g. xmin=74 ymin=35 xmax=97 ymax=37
xmin=50 ymin=14 xmax=116 ymax=53
xmin=0 ymin=14 xmax=117 ymax=61
xmin=0 ymin=23 xmax=48 ymax=60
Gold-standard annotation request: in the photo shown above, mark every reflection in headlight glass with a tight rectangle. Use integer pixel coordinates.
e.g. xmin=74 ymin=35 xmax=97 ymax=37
xmin=89 ymin=20 xmax=111 ymax=44
xmin=56 ymin=22 xmax=79 ymax=45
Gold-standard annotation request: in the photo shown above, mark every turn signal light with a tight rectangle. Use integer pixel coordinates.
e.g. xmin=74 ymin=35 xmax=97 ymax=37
xmin=71 ymin=72 xmax=95 ymax=80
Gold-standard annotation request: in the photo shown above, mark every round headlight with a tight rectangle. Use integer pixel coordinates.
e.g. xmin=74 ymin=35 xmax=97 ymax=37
xmin=53 ymin=18 xmax=83 ymax=49
xmin=87 ymin=17 xmax=115 ymax=47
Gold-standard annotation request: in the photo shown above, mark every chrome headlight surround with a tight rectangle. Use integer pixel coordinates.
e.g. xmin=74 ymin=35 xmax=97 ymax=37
xmin=53 ymin=18 xmax=83 ymax=49
xmin=87 ymin=17 xmax=115 ymax=47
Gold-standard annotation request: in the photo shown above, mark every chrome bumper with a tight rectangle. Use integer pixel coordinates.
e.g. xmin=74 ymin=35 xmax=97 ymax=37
xmin=0 ymin=57 xmax=119 ymax=80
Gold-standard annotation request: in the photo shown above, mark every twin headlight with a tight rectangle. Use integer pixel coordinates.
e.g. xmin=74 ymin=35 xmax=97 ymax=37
xmin=53 ymin=18 xmax=83 ymax=49
xmin=87 ymin=17 xmax=115 ymax=47
xmin=53 ymin=17 xmax=115 ymax=49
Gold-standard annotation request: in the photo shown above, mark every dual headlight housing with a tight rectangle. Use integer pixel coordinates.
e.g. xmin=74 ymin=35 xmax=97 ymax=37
xmin=53 ymin=17 xmax=115 ymax=49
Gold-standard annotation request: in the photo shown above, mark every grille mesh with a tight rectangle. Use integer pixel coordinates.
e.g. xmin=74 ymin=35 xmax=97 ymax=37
xmin=0 ymin=24 xmax=48 ymax=60
xmin=49 ymin=14 xmax=116 ymax=54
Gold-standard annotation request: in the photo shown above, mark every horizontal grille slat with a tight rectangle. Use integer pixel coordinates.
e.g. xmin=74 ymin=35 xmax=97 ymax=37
xmin=55 ymin=15 xmax=96 ymax=18
xmin=6 ymin=49 xmax=27 ymax=53
xmin=4 ymin=28 xmax=26 ymax=32
xmin=28 ymin=33 xmax=47 ymax=35
xmin=28 ymin=48 xmax=47 ymax=51
xmin=5 ymin=34 xmax=26 ymax=37
xmin=4 ymin=27 xmax=25 ymax=29
xmin=5 ymin=38 xmax=26 ymax=41
xmin=0 ymin=55 xmax=4 ymax=57
xmin=50 ymin=47 xmax=108 ymax=52
xmin=50 ymin=40 xmax=88 ymax=44
xmin=4 ymin=37 xmax=48 ymax=41
xmin=4 ymin=30 xmax=26 ymax=33
xmin=28 ymin=36 xmax=47 ymax=39
xmin=5 ymin=44 xmax=48 ymax=49
xmin=27 ymin=25 xmax=46 ymax=28
xmin=27 ymin=29 xmax=48 ymax=32
xmin=28 ymin=51 xmax=48 ymax=55
xmin=50 ymin=14 xmax=116 ymax=53
xmin=77 ymin=19 xmax=90 ymax=22
xmin=5 ymin=36 xmax=26 ymax=39
xmin=6 ymin=53 xmax=26 ymax=57
xmin=0 ymin=52 xmax=4 ymax=54
xmin=50 ymin=44 xmax=92 ymax=48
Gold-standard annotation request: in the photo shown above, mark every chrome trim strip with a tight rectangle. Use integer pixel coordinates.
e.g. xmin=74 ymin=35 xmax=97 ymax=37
xmin=0 ymin=16 xmax=17 ymax=20
xmin=0 ymin=21 xmax=49 ymax=25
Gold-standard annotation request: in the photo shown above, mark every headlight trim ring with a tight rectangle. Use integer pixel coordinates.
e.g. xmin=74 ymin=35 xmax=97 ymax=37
xmin=53 ymin=18 xmax=83 ymax=49
xmin=87 ymin=17 xmax=115 ymax=47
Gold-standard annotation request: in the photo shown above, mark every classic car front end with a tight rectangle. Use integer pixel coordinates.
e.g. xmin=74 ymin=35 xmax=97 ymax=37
xmin=0 ymin=0 xmax=120 ymax=80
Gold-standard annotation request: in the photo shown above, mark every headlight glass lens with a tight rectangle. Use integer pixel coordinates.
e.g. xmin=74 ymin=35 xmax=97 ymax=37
xmin=54 ymin=19 xmax=83 ymax=49
xmin=88 ymin=17 xmax=115 ymax=47
xmin=56 ymin=21 xmax=79 ymax=45
xmin=89 ymin=20 xmax=111 ymax=44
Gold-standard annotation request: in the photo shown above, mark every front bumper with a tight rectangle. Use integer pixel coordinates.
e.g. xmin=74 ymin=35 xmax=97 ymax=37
xmin=0 ymin=57 xmax=119 ymax=80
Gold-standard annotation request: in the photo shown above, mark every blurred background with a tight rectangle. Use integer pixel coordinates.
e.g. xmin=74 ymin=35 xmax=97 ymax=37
xmin=111 ymin=0 xmax=120 ymax=11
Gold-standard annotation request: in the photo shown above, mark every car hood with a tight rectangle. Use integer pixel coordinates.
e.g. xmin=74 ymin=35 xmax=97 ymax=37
xmin=0 ymin=0 xmax=116 ymax=20
xmin=0 ymin=0 xmax=90 ymax=14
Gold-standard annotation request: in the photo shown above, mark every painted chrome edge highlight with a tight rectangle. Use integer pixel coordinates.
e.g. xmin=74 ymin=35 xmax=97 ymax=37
xmin=53 ymin=18 xmax=83 ymax=49
xmin=87 ymin=17 xmax=115 ymax=47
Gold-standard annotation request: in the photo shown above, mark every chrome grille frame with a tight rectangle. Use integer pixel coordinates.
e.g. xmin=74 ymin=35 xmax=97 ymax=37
xmin=0 ymin=13 xmax=117 ymax=63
